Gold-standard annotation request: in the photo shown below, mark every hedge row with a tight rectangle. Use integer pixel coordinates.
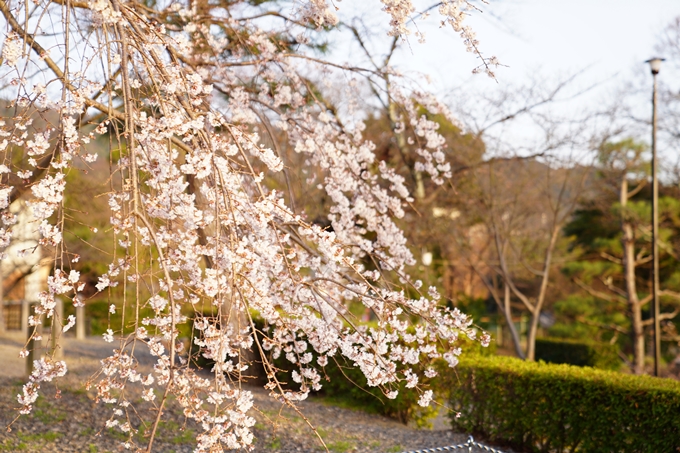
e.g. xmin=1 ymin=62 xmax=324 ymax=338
xmin=535 ymin=337 xmax=620 ymax=370
xmin=448 ymin=355 xmax=680 ymax=452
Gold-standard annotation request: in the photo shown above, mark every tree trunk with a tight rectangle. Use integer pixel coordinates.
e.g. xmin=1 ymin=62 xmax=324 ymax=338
xmin=526 ymin=311 xmax=539 ymax=361
xmin=0 ymin=274 xmax=4 ymax=334
xmin=620 ymin=178 xmax=645 ymax=374
xmin=525 ymin=226 xmax=560 ymax=361
xmin=470 ymin=262 xmax=525 ymax=359
xmin=503 ymin=284 xmax=525 ymax=359
xmin=629 ymin=298 xmax=645 ymax=374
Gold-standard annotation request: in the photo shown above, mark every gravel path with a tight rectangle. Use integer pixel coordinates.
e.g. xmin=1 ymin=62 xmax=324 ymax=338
xmin=0 ymin=334 xmax=514 ymax=453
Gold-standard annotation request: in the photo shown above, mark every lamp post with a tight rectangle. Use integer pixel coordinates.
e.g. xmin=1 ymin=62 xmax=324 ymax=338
xmin=646 ymin=57 xmax=664 ymax=377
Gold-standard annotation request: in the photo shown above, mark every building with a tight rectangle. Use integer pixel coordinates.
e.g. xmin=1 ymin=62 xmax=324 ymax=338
xmin=1 ymin=198 xmax=50 ymax=335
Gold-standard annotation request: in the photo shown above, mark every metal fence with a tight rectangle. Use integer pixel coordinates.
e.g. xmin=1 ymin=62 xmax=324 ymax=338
xmin=400 ymin=436 xmax=507 ymax=453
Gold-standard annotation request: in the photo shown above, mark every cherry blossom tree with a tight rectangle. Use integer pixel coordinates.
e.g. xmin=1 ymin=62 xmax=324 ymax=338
xmin=0 ymin=0 xmax=494 ymax=450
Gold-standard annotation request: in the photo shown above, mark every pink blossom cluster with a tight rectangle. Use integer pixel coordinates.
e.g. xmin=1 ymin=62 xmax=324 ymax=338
xmin=0 ymin=0 xmax=493 ymax=450
xmin=17 ymin=359 xmax=67 ymax=415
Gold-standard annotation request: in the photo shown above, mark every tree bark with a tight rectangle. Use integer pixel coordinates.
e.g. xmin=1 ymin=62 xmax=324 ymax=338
xmin=620 ymin=178 xmax=645 ymax=374
xmin=503 ymin=284 xmax=525 ymax=359
xmin=525 ymin=226 xmax=560 ymax=361
xmin=468 ymin=259 xmax=525 ymax=359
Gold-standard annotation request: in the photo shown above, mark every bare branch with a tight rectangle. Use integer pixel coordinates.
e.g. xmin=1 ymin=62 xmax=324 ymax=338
xmin=573 ymin=277 xmax=627 ymax=305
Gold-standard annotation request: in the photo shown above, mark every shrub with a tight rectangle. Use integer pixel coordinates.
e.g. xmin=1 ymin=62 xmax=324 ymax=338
xmin=448 ymin=355 xmax=680 ymax=452
xmin=314 ymin=355 xmax=438 ymax=425
xmin=535 ymin=337 xmax=620 ymax=370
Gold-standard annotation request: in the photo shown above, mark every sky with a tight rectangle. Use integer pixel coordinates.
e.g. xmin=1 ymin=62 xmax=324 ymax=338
xmin=324 ymin=0 xmax=680 ymax=160
xmin=390 ymin=0 xmax=680 ymax=94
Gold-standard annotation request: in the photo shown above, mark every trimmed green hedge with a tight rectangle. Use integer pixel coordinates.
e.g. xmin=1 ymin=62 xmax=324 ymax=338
xmin=448 ymin=355 xmax=680 ymax=452
xmin=535 ymin=337 xmax=620 ymax=370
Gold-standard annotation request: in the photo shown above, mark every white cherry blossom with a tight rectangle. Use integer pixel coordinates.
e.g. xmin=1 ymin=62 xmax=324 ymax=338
xmin=0 ymin=0 xmax=493 ymax=449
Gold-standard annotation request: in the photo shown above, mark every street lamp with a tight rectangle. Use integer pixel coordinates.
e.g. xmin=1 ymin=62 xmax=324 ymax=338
xmin=646 ymin=57 xmax=664 ymax=377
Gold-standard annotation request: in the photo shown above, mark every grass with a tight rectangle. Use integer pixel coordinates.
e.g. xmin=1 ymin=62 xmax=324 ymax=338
xmin=259 ymin=407 xmax=303 ymax=425
xmin=70 ymin=387 xmax=88 ymax=396
xmin=0 ymin=431 xmax=65 ymax=452
xmin=128 ymin=420 xmax=195 ymax=446
xmin=1 ymin=382 xmax=256 ymax=452
xmin=33 ymin=407 xmax=66 ymax=424
xmin=268 ymin=437 xmax=282 ymax=450
xmin=17 ymin=431 xmax=64 ymax=443
xmin=313 ymin=426 xmax=361 ymax=452
xmin=154 ymin=419 xmax=195 ymax=445
xmin=0 ymin=439 xmax=27 ymax=452
xmin=326 ymin=440 xmax=355 ymax=452
xmin=79 ymin=427 xmax=96 ymax=437
xmin=386 ymin=445 xmax=403 ymax=453
xmin=170 ymin=427 xmax=195 ymax=445
xmin=107 ymin=427 xmax=129 ymax=442
xmin=31 ymin=395 xmax=68 ymax=424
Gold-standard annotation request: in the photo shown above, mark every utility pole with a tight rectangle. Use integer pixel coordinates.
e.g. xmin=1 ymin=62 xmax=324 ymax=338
xmin=646 ymin=57 xmax=664 ymax=377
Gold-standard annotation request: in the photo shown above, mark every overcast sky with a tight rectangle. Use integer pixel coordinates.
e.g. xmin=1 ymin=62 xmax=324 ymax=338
xmin=330 ymin=0 xmax=680 ymax=161
xmin=387 ymin=0 xmax=680 ymax=93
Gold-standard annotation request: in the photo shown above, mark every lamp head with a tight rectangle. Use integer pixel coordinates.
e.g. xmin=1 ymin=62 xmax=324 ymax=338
xmin=646 ymin=58 xmax=665 ymax=75
xmin=422 ymin=251 xmax=433 ymax=266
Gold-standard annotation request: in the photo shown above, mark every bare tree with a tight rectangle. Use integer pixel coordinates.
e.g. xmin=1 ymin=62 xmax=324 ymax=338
xmin=459 ymin=156 xmax=589 ymax=360
xmin=443 ymin=77 xmax=598 ymax=360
